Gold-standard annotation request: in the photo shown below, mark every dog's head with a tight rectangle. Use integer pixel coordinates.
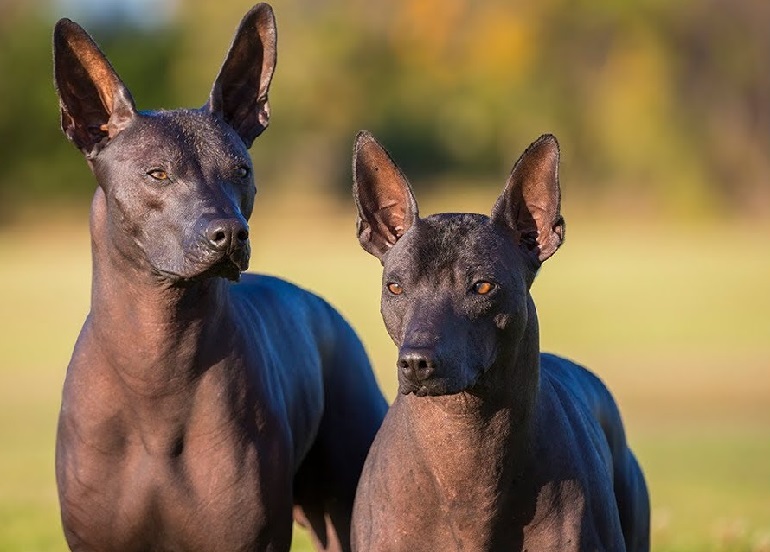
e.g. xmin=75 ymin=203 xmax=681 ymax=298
xmin=353 ymin=131 xmax=564 ymax=397
xmin=53 ymin=4 xmax=277 ymax=283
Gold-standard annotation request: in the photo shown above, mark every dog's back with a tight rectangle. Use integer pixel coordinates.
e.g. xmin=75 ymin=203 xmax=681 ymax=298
xmin=232 ymin=274 xmax=388 ymax=549
xmin=537 ymin=354 xmax=651 ymax=550
xmin=232 ymin=273 xmax=387 ymax=481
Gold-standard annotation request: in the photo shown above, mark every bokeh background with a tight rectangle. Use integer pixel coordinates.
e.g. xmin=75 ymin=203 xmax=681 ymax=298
xmin=1 ymin=0 xmax=768 ymax=550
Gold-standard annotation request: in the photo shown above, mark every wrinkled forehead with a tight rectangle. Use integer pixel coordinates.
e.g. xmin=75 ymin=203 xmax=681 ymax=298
xmin=109 ymin=109 xmax=251 ymax=164
xmin=386 ymin=213 xmax=514 ymax=278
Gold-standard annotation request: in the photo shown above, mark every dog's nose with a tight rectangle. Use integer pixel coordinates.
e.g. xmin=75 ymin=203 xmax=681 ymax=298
xmin=398 ymin=349 xmax=436 ymax=383
xmin=205 ymin=219 xmax=249 ymax=252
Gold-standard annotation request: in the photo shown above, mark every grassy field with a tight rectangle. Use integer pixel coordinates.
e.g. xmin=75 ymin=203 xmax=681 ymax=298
xmin=0 ymin=195 xmax=768 ymax=551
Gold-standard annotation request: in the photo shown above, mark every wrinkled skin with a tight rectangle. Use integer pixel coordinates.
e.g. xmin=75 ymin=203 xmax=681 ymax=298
xmin=53 ymin=7 xmax=386 ymax=552
xmin=350 ymin=131 xmax=650 ymax=551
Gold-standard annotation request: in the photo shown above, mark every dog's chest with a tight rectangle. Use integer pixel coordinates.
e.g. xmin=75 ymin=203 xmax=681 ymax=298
xmin=57 ymin=378 xmax=295 ymax=551
xmin=60 ymin=425 xmax=293 ymax=551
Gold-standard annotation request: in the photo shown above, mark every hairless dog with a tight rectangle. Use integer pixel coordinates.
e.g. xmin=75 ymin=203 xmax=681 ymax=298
xmin=351 ymin=131 xmax=649 ymax=551
xmin=53 ymin=6 xmax=385 ymax=551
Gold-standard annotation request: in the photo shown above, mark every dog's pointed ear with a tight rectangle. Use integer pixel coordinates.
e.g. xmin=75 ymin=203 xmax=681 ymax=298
xmin=54 ymin=18 xmax=136 ymax=158
xmin=353 ymin=131 xmax=419 ymax=261
xmin=206 ymin=3 xmax=277 ymax=148
xmin=491 ymin=134 xmax=565 ymax=266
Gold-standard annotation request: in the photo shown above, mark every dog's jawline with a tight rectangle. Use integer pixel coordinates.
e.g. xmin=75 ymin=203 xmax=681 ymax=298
xmin=153 ymin=258 xmax=244 ymax=286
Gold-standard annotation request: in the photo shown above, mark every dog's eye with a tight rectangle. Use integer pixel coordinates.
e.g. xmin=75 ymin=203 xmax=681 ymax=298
xmin=386 ymin=282 xmax=403 ymax=296
xmin=473 ymin=281 xmax=496 ymax=295
xmin=147 ymin=169 xmax=169 ymax=181
xmin=236 ymin=166 xmax=250 ymax=178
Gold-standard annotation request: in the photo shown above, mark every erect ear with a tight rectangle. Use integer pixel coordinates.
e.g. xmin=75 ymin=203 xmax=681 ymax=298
xmin=206 ymin=3 xmax=277 ymax=148
xmin=353 ymin=131 xmax=419 ymax=261
xmin=53 ymin=18 xmax=136 ymax=158
xmin=491 ymin=134 xmax=565 ymax=266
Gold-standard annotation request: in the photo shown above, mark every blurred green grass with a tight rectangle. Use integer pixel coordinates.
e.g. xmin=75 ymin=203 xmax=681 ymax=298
xmin=0 ymin=196 xmax=768 ymax=551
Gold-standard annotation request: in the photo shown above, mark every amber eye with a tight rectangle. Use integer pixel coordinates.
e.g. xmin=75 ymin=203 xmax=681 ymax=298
xmin=386 ymin=282 xmax=403 ymax=295
xmin=147 ymin=169 xmax=169 ymax=181
xmin=473 ymin=281 xmax=496 ymax=295
xmin=236 ymin=166 xmax=250 ymax=178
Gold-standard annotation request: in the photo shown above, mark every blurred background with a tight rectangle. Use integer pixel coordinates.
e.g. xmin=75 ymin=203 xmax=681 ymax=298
xmin=0 ymin=0 xmax=768 ymax=550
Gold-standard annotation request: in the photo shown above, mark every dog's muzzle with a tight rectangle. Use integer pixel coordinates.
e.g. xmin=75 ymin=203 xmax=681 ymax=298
xmin=202 ymin=217 xmax=250 ymax=280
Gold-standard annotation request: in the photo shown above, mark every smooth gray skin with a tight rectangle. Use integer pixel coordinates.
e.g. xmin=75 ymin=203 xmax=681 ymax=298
xmin=53 ymin=8 xmax=386 ymax=552
xmin=351 ymin=131 xmax=650 ymax=551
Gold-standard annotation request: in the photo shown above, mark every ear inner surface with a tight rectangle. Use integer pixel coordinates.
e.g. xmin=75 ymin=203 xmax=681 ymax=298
xmin=353 ymin=131 xmax=418 ymax=259
xmin=492 ymin=134 xmax=564 ymax=265
xmin=54 ymin=18 xmax=136 ymax=156
xmin=207 ymin=3 xmax=277 ymax=147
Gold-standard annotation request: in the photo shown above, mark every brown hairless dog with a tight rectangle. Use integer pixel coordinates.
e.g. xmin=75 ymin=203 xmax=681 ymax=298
xmin=53 ymin=7 xmax=386 ymax=551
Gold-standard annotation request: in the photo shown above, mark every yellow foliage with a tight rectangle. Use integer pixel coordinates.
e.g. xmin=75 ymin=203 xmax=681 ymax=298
xmin=465 ymin=5 xmax=534 ymax=83
xmin=389 ymin=0 xmax=466 ymax=74
xmin=384 ymin=0 xmax=533 ymax=85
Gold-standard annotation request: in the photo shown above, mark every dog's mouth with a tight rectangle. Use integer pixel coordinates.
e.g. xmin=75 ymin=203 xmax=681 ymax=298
xmin=400 ymin=383 xmax=436 ymax=397
xmin=192 ymin=239 xmax=251 ymax=281
xmin=201 ymin=254 xmax=246 ymax=282
xmin=205 ymin=247 xmax=250 ymax=281
xmin=399 ymin=376 xmax=471 ymax=397
xmin=155 ymin=246 xmax=250 ymax=285
xmin=398 ymin=361 xmax=492 ymax=398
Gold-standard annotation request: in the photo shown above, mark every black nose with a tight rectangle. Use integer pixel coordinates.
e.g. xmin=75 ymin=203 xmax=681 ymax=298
xmin=398 ymin=348 xmax=437 ymax=383
xmin=205 ymin=219 xmax=249 ymax=252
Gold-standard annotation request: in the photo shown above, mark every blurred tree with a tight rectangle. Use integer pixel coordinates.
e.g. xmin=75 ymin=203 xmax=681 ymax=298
xmin=0 ymin=0 xmax=768 ymax=223
xmin=0 ymin=1 xmax=179 ymax=224
xmin=0 ymin=2 xmax=73 ymax=223
xmin=663 ymin=0 xmax=770 ymax=213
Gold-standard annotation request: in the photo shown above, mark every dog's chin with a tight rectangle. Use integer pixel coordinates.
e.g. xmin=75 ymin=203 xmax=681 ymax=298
xmin=202 ymin=259 xmax=244 ymax=282
xmin=399 ymin=378 xmax=469 ymax=397
xmin=203 ymin=251 xmax=250 ymax=281
xmin=398 ymin=367 xmax=489 ymax=398
xmin=196 ymin=247 xmax=250 ymax=281
xmin=156 ymin=252 xmax=249 ymax=285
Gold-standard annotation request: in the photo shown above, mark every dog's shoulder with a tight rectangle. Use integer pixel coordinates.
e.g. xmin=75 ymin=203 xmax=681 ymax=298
xmin=536 ymin=354 xmax=617 ymax=471
xmin=539 ymin=353 xmax=613 ymax=407
xmin=230 ymin=273 xmax=355 ymax=343
xmin=236 ymin=272 xmax=306 ymax=293
xmin=534 ymin=354 xmax=631 ymax=547
xmin=231 ymin=273 xmax=325 ymax=310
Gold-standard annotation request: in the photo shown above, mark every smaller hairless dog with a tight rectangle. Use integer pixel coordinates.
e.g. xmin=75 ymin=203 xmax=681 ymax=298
xmin=350 ymin=131 xmax=649 ymax=551
xmin=54 ymin=6 xmax=385 ymax=551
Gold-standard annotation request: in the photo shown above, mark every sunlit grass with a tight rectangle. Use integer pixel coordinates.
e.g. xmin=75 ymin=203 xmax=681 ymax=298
xmin=0 ymin=200 xmax=768 ymax=551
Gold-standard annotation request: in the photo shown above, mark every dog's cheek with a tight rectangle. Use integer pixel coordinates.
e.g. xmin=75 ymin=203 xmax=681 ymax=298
xmin=240 ymin=185 xmax=256 ymax=220
xmin=494 ymin=313 xmax=512 ymax=330
xmin=106 ymin=193 xmax=161 ymax=271
xmin=479 ymin=327 xmax=499 ymax=367
xmin=380 ymin=303 xmax=406 ymax=346
xmin=494 ymin=295 xmax=528 ymax=332
xmin=144 ymin=232 xmax=177 ymax=274
xmin=459 ymin=325 xmax=492 ymax=384
xmin=139 ymin=216 xmax=188 ymax=276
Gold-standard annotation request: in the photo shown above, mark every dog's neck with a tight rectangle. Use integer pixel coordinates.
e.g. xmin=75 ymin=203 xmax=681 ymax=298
xmin=398 ymin=299 xmax=543 ymax=544
xmin=85 ymin=187 xmax=233 ymax=397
